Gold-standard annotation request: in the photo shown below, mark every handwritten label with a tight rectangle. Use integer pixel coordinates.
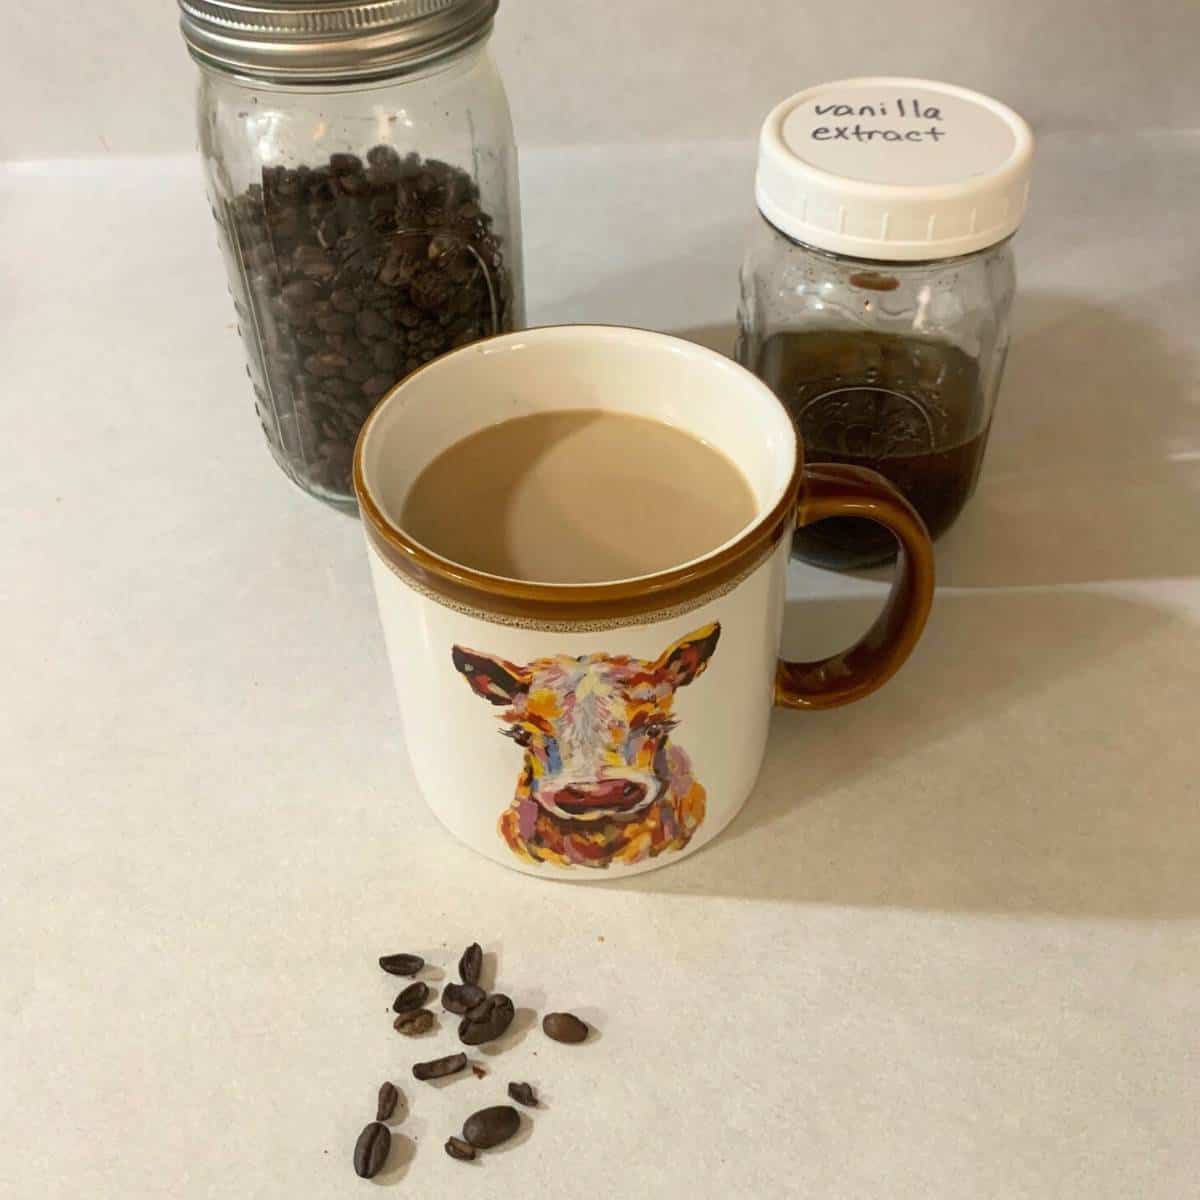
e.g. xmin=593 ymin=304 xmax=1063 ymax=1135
xmin=781 ymin=84 xmax=1018 ymax=189
xmin=810 ymin=96 xmax=946 ymax=144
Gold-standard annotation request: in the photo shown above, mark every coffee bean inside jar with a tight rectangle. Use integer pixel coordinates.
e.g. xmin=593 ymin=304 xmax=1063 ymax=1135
xmin=221 ymin=150 xmax=511 ymax=505
xmin=182 ymin=0 xmax=524 ymax=509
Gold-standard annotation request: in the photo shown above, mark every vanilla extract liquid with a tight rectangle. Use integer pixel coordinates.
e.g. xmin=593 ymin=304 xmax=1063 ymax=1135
xmin=757 ymin=331 xmax=990 ymax=569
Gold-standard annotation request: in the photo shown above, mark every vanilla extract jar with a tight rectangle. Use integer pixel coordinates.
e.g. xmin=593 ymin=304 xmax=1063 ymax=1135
xmin=737 ymin=78 xmax=1034 ymax=569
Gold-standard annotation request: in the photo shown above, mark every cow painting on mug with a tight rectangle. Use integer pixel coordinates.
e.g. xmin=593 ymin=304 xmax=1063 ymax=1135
xmin=452 ymin=624 xmax=721 ymax=868
xmin=358 ymin=325 xmax=935 ymax=878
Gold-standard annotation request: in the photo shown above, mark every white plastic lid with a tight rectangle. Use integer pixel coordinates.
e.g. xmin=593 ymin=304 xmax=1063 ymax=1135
xmin=755 ymin=77 xmax=1034 ymax=261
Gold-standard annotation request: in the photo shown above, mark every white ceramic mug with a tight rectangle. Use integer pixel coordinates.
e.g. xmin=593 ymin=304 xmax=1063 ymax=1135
xmin=355 ymin=326 xmax=934 ymax=879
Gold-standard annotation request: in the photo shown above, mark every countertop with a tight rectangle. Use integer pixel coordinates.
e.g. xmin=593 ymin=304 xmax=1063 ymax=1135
xmin=2 ymin=134 xmax=1198 ymax=1198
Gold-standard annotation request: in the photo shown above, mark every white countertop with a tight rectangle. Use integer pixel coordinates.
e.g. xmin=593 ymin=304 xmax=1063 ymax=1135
xmin=2 ymin=134 xmax=1198 ymax=1198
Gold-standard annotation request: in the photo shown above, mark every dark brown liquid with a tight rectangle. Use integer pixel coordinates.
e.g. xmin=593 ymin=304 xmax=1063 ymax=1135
xmin=756 ymin=331 xmax=990 ymax=569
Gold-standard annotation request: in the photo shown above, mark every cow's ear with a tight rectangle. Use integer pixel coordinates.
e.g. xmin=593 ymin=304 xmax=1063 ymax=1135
xmin=452 ymin=645 xmax=531 ymax=705
xmin=654 ymin=622 xmax=721 ymax=689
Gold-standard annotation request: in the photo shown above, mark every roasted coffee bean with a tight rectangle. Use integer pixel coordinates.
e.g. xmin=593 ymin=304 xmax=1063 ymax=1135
xmin=338 ymin=171 xmax=370 ymax=197
xmin=458 ymin=993 xmax=514 ymax=1046
xmin=441 ymin=982 xmax=485 ymax=1016
xmin=378 ymin=952 xmax=424 ymax=976
xmin=314 ymin=212 xmax=340 ymax=248
xmin=315 ymin=312 xmax=354 ymax=334
xmin=366 ymin=144 xmax=401 ymax=170
xmin=361 ymin=374 xmax=393 ymax=398
xmin=369 ymin=191 xmax=398 ymax=220
xmin=334 ymin=335 xmax=367 ymax=361
xmin=412 ymin=1052 xmax=468 ymax=1082
xmin=303 ymin=351 xmax=349 ymax=378
xmin=355 ymin=309 xmax=392 ymax=340
xmin=445 ymin=1136 xmax=477 ymax=1162
xmin=218 ymin=148 xmax=509 ymax=500
xmin=410 ymin=270 xmax=451 ymax=311
xmin=281 ymin=279 xmax=320 ymax=306
xmin=542 ymin=1012 xmax=589 ymax=1044
xmin=293 ymin=244 xmax=336 ymax=281
xmin=329 ymin=288 xmax=359 ymax=314
xmin=458 ymin=942 xmax=482 ymax=986
xmin=507 ymin=1081 xmax=537 ymax=1107
xmin=450 ymin=324 xmax=482 ymax=349
xmin=392 ymin=981 xmax=429 ymax=1013
xmin=393 ymin=1008 xmax=436 ymax=1036
xmin=462 ymin=1105 xmax=520 ymax=1150
xmin=353 ymin=1121 xmax=390 ymax=1179
xmin=376 ymin=1081 xmax=400 ymax=1121
xmin=320 ymin=376 xmax=355 ymax=400
xmin=343 ymin=359 xmax=374 ymax=383
xmin=372 ymin=342 xmax=399 ymax=371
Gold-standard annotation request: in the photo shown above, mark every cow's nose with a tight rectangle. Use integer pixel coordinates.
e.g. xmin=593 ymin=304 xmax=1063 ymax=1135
xmin=552 ymin=779 xmax=647 ymax=814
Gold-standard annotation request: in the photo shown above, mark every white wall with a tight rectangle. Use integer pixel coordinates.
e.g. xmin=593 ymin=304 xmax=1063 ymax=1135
xmin=3 ymin=0 xmax=1196 ymax=160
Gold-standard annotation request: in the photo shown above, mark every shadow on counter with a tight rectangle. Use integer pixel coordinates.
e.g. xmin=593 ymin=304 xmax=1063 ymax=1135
xmin=613 ymin=586 xmax=1200 ymax=918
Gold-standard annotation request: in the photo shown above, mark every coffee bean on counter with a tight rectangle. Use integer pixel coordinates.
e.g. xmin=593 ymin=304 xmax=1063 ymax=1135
xmin=412 ymin=1052 xmax=468 ymax=1082
xmin=542 ymin=1012 xmax=589 ymax=1044
xmin=393 ymin=1008 xmax=436 ymax=1036
xmin=462 ymin=1105 xmax=520 ymax=1150
xmin=441 ymin=982 xmax=486 ymax=1016
xmin=458 ymin=942 xmax=483 ymax=986
xmin=353 ymin=1122 xmax=390 ymax=1179
xmin=376 ymin=1081 xmax=400 ymax=1122
xmin=445 ymin=1136 xmax=477 ymax=1162
xmin=392 ymin=981 xmax=429 ymax=1013
xmin=378 ymin=952 xmax=424 ymax=977
xmin=458 ymin=993 xmax=514 ymax=1045
xmin=504 ymin=1080 xmax=537 ymax=1104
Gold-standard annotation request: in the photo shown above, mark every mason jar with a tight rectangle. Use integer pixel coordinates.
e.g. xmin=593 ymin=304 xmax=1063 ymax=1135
xmin=178 ymin=0 xmax=524 ymax=510
xmin=737 ymin=78 xmax=1032 ymax=569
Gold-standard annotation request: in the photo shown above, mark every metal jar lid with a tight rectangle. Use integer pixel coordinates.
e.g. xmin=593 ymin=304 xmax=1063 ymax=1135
xmin=178 ymin=0 xmax=499 ymax=84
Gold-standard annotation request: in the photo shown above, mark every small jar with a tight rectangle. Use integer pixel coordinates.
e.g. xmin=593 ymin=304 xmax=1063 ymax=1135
xmin=737 ymin=78 xmax=1033 ymax=568
xmin=179 ymin=0 xmax=523 ymax=509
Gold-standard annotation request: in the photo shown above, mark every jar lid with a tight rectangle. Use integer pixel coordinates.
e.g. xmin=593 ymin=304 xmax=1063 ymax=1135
xmin=178 ymin=0 xmax=498 ymax=84
xmin=755 ymin=77 xmax=1034 ymax=261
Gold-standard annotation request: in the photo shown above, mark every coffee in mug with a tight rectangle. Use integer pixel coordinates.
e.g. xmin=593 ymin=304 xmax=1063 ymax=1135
xmin=400 ymin=410 xmax=758 ymax=583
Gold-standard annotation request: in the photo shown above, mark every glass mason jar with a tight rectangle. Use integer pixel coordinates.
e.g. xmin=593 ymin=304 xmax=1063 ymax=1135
xmin=736 ymin=78 xmax=1032 ymax=569
xmin=179 ymin=0 xmax=523 ymax=510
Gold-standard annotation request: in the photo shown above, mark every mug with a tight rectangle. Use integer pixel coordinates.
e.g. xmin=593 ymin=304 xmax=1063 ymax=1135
xmin=354 ymin=325 xmax=934 ymax=879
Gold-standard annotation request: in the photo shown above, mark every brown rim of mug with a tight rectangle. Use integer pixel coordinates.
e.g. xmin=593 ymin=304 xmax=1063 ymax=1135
xmin=352 ymin=324 xmax=805 ymax=623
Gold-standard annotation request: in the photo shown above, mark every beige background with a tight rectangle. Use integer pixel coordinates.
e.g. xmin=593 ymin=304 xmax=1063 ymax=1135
xmin=3 ymin=0 xmax=1199 ymax=159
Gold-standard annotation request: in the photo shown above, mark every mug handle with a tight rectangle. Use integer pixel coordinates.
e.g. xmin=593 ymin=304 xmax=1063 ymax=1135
xmin=775 ymin=463 xmax=936 ymax=710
